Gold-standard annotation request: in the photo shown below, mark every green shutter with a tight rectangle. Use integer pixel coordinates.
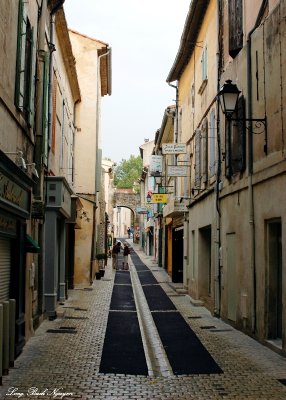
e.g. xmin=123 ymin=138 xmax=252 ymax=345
xmin=42 ymin=52 xmax=50 ymax=166
xmin=27 ymin=27 xmax=35 ymax=127
xmin=15 ymin=0 xmax=27 ymax=109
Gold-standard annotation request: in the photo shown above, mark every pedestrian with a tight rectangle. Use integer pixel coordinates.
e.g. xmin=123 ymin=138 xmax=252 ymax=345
xmin=127 ymin=227 xmax=131 ymax=238
xmin=112 ymin=241 xmax=121 ymax=270
xmin=123 ymin=242 xmax=130 ymax=270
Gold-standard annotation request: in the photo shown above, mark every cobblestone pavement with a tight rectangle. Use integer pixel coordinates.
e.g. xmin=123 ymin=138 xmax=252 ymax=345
xmin=1 ymin=241 xmax=286 ymax=400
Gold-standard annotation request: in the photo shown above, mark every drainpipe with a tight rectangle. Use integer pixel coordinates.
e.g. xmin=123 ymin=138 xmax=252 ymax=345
xmin=247 ymin=0 xmax=268 ymax=334
xmin=214 ymin=0 xmax=223 ymax=318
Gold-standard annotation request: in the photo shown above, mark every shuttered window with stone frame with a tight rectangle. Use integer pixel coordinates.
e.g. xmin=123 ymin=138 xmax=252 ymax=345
xmin=209 ymin=109 xmax=216 ymax=177
xmin=228 ymin=0 xmax=243 ymax=58
xmin=15 ymin=0 xmax=36 ymax=127
xmin=201 ymin=119 xmax=209 ymax=184
xmin=194 ymin=129 xmax=201 ymax=188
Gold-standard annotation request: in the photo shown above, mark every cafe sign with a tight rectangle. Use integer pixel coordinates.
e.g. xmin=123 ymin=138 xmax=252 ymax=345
xmin=162 ymin=143 xmax=187 ymax=154
xmin=151 ymin=193 xmax=168 ymax=204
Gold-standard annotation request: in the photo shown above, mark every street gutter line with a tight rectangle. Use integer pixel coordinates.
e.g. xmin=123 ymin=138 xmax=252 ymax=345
xmin=129 ymin=260 xmax=173 ymax=378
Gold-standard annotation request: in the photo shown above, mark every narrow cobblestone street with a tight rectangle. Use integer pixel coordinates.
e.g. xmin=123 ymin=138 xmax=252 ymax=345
xmin=1 ymin=242 xmax=286 ymax=400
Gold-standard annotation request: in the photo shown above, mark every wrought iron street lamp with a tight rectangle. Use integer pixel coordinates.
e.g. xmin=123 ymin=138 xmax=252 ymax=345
xmin=217 ymin=80 xmax=267 ymax=153
xmin=217 ymin=80 xmax=241 ymax=119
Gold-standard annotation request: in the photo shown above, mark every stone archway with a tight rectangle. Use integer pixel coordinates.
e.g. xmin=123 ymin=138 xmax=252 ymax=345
xmin=114 ymin=189 xmax=141 ymax=228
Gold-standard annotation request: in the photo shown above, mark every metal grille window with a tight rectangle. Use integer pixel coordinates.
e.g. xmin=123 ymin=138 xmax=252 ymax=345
xmin=15 ymin=0 xmax=35 ymax=127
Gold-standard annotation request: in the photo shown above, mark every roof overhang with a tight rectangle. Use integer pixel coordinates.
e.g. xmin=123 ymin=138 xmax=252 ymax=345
xmin=99 ymin=47 xmax=112 ymax=96
xmin=56 ymin=9 xmax=81 ymax=103
xmin=166 ymin=0 xmax=210 ymax=83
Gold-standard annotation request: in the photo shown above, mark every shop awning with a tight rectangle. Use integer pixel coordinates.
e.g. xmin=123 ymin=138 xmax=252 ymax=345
xmin=25 ymin=234 xmax=40 ymax=253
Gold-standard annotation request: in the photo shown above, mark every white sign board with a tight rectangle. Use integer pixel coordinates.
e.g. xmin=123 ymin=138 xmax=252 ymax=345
xmin=162 ymin=143 xmax=187 ymax=154
xmin=149 ymin=155 xmax=163 ymax=176
xmin=167 ymin=165 xmax=188 ymax=176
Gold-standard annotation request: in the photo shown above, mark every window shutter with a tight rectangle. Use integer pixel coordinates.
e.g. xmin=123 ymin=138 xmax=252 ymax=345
xmin=201 ymin=119 xmax=208 ymax=184
xmin=51 ymin=74 xmax=57 ymax=154
xmin=225 ymin=119 xmax=232 ymax=178
xmin=195 ymin=129 xmax=201 ymax=187
xmin=209 ymin=110 xmax=216 ymax=176
xmin=232 ymin=96 xmax=246 ymax=174
xmin=27 ymin=27 xmax=35 ymax=127
xmin=15 ymin=0 xmax=26 ymax=109
xmin=229 ymin=0 xmax=243 ymax=58
xmin=42 ymin=52 xmax=50 ymax=166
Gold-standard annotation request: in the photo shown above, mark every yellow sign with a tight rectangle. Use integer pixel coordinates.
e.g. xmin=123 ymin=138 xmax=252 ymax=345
xmin=151 ymin=194 xmax=168 ymax=203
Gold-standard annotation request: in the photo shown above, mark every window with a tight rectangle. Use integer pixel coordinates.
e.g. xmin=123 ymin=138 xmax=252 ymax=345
xmin=15 ymin=0 xmax=35 ymax=127
xmin=195 ymin=129 xmax=201 ymax=188
xmin=191 ymin=83 xmax=195 ymax=110
xmin=201 ymin=119 xmax=208 ymax=184
xmin=42 ymin=52 xmax=50 ymax=166
xmin=228 ymin=0 xmax=243 ymax=58
xmin=201 ymin=46 xmax=208 ymax=81
xmin=199 ymin=47 xmax=208 ymax=94
xmin=209 ymin=109 xmax=216 ymax=176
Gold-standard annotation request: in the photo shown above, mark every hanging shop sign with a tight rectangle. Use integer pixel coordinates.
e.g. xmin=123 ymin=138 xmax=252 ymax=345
xmin=151 ymin=193 xmax=168 ymax=204
xmin=167 ymin=165 xmax=188 ymax=177
xmin=162 ymin=143 xmax=187 ymax=154
xmin=149 ymin=155 xmax=163 ymax=176
xmin=136 ymin=207 xmax=148 ymax=214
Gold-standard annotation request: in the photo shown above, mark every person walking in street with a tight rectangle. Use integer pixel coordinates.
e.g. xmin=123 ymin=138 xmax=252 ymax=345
xmin=123 ymin=242 xmax=130 ymax=270
xmin=112 ymin=241 xmax=121 ymax=270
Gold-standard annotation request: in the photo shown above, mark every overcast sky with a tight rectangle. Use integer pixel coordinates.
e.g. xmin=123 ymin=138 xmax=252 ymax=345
xmin=64 ymin=0 xmax=190 ymax=163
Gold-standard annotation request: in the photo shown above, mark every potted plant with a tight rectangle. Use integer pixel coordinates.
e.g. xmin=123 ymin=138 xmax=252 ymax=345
xmin=95 ymin=253 xmax=107 ymax=276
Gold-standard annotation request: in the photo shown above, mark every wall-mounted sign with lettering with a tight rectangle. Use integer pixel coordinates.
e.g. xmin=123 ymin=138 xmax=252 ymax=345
xmin=167 ymin=166 xmax=188 ymax=176
xmin=151 ymin=193 xmax=168 ymax=204
xmin=162 ymin=143 xmax=187 ymax=154
xmin=149 ymin=155 xmax=163 ymax=176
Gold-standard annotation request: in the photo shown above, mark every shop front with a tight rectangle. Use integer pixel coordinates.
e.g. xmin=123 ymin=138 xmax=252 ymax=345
xmin=44 ymin=176 xmax=73 ymax=319
xmin=0 ymin=150 xmax=34 ymax=357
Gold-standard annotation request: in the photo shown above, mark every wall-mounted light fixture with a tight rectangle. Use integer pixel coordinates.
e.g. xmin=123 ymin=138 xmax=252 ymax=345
xmin=146 ymin=192 xmax=152 ymax=203
xmin=5 ymin=151 xmax=26 ymax=170
xmin=217 ymin=80 xmax=267 ymax=152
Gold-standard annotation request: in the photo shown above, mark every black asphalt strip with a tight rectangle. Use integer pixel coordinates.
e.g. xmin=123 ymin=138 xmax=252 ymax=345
xmin=152 ymin=312 xmax=223 ymax=375
xmin=142 ymin=284 xmax=177 ymax=311
xmin=100 ymin=271 xmax=148 ymax=375
xmin=137 ymin=270 xmax=158 ymax=285
xmin=99 ymin=311 xmax=148 ymax=375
